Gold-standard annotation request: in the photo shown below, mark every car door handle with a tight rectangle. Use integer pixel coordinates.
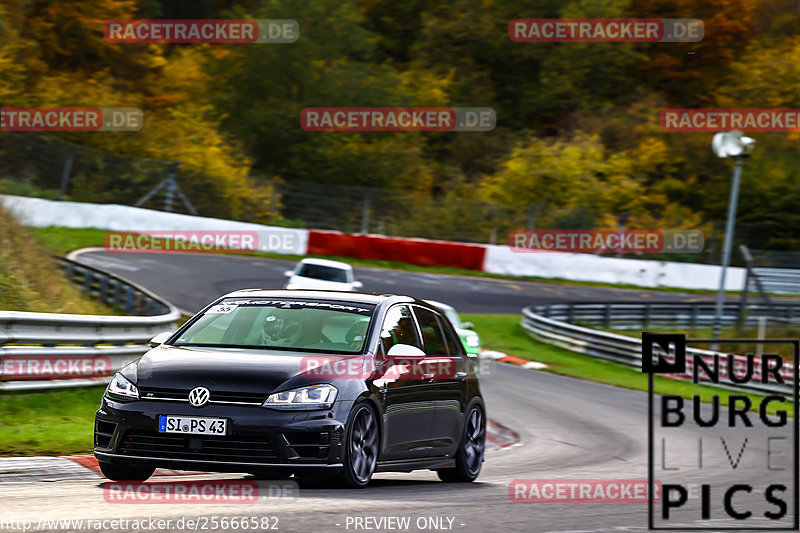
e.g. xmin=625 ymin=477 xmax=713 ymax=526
xmin=455 ymin=371 xmax=467 ymax=379
xmin=422 ymin=373 xmax=435 ymax=381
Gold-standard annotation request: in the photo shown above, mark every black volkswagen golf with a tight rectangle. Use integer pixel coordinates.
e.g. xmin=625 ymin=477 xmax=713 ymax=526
xmin=94 ymin=290 xmax=485 ymax=488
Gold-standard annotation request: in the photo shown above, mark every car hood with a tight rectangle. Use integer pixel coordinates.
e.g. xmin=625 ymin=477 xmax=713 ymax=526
xmin=132 ymin=344 xmax=350 ymax=394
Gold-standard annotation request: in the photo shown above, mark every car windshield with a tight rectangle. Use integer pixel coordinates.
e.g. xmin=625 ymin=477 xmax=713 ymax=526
xmin=173 ymin=298 xmax=375 ymax=354
xmin=297 ymin=264 xmax=349 ymax=283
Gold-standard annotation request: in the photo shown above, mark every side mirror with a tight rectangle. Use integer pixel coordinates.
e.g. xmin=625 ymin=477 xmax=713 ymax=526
xmin=386 ymin=343 xmax=426 ymax=362
xmin=283 ymin=270 xmax=294 ymax=277
xmin=352 ymin=280 xmax=363 ymax=289
xmin=461 ymin=321 xmax=474 ymax=330
xmin=149 ymin=331 xmax=173 ymax=348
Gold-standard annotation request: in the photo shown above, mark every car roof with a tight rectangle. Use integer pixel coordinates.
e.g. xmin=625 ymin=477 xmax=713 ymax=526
xmin=298 ymin=258 xmax=353 ymax=270
xmin=425 ymin=299 xmax=454 ymax=311
xmin=221 ymin=289 xmax=404 ymax=305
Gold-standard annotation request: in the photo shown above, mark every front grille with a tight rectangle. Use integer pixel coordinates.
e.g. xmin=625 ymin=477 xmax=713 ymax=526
xmin=139 ymin=388 xmax=266 ymax=405
xmin=119 ymin=430 xmax=278 ymax=463
xmin=212 ymin=391 xmax=267 ymax=404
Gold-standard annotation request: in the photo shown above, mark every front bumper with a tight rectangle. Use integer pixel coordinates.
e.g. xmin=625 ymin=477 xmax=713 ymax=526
xmin=94 ymin=396 xmax=353 ymax=472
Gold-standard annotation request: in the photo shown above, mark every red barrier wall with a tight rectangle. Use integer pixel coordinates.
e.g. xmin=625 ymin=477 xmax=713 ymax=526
xmin=307 ymin=231 xmax=487 ymax=271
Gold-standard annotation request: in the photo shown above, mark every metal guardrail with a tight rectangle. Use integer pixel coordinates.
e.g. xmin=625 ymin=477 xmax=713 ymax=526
xmin=532 ymin=301 xmax=800 ymax=329
xmin=750 ymin=268 xmax=800 ymax=295
xmin=0 ymin=257 xmax=180 ymax=391
xmin=521 ymin=302 xmax=797 ymax=395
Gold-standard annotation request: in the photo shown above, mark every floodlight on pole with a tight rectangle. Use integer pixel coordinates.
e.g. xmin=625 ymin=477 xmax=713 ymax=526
xmin=710 ymin=132 xmax=755 ymax=350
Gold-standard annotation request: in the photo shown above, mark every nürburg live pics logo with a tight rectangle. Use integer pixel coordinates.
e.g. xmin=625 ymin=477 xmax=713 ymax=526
xmin=643 ymin=332 xmax=799 ymax=530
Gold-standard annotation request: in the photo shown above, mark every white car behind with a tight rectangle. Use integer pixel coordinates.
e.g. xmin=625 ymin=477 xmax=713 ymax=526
xmin=284 ymin=258 xmax=363 ymax=291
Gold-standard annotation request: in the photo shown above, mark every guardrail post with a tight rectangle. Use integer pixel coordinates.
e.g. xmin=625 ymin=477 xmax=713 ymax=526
xmin=124 ymin=288 xmax=135 ymax=314
xmin=99 ymin=276 xmax=108 ymax=302
xmin=567 ymin=305 xmax=574 ymax=324
xmin=604 ymin=305 xmax=611 ymax=329
xmin=83 ymin=269 xmax=92 ymax=293
xmin=690 ymin=304 xmax=698 ymax=331
xmin=111 ymin=280 xmax=121 ymax=308
xmin=644 ymin=304 xmax=651 ymax=329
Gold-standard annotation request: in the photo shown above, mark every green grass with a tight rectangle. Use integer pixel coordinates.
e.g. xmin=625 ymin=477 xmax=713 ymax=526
xmin=0 ymin=386 xmax=104 ymax=456
xmin=31 ymin=226 xmax=745 ymax=295
xmin=464 ymin=313 xmax=790 ymax=416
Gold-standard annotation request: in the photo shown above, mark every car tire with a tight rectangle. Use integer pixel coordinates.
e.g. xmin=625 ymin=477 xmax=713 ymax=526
xmin=98 ymin=462 xmax=156 ymax=481
xmin=437 ymin=403 xmax=485 ymax=483
xmin=333 ymin=401 xmax=379 ymax=488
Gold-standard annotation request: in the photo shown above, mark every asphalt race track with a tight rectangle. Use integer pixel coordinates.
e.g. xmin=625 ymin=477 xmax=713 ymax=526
xmin=2 ymin=251 xmax=787 ymax=532
xmin=71 ymin=250 xmax=712 ymax=314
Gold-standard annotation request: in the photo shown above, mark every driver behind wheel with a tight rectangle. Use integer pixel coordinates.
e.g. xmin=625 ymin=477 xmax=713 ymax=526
xmin=261 ymin=314 xmax=302 ymax=346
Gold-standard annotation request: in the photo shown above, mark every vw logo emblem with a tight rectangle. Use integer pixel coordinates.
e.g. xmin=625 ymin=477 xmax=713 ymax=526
xmin=188 ymin=387 xmax=210 ymax=407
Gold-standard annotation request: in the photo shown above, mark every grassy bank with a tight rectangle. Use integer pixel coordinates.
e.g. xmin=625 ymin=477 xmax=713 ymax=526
xmin=0 ymin=211 xmax=113 ymax=314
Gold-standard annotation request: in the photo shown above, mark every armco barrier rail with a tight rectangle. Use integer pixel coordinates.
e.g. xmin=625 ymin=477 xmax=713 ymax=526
xmin=751 ymin=268 xmax=800 ymax=295
xmin=531 ymin=301 xmax=800 ymax=329
xmin=521 ymin=302 xmax=800 ymax=395
xmin=0 ymin=258 xmax=180 ymax=391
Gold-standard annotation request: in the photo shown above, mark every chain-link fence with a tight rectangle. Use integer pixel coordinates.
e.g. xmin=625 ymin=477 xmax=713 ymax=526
xmin=0 ymin=132 xmax=519 ymax=243
xmin=0 ymin=132 xmax=795 ymax=266
xmin=0 ymin=133 xmax=278 ymax=223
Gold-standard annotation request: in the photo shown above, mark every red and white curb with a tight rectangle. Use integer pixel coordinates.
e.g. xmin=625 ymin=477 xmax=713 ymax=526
xmin=480 ymin=350 xmax=547 ymax=370
xmin=0 ymin=456 xmax=203 ymax=483
xmin=64 ymin=454 xmax=205 ymax=478
xmin=0 ymin=456 xmax=100 ymax=483
xmin=486 ymin=420 xmax=520 ymax=451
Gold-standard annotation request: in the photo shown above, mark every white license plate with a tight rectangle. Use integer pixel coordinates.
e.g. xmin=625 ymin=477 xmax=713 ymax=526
xmin=158 ymin=415 xmax=227 ymax=435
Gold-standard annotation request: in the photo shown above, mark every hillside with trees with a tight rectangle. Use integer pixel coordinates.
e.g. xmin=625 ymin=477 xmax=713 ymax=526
xmin=0 ymin=0 xmax=797 ymax=255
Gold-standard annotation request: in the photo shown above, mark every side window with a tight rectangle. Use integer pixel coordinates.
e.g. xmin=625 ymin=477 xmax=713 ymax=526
xmin=436 ymin=315 xmax=463 ymax=356
xmin=413 ymin=307 xmax=448 ymax=356
xmin=380 ymin=305 xmax=421 ymax=353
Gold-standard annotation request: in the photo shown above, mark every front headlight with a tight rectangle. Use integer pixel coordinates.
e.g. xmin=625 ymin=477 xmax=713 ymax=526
xmin=465 ymin=334 xmax=481 ymax=348
xmin=106 ymin=372 xmax=139 ymax=401
xmin=262 ymin=384 xmax=338 ymax=410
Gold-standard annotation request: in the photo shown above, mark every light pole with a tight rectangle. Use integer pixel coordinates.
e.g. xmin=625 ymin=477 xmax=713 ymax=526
xmin=710 ymin=132 xmax=755 ymax=349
